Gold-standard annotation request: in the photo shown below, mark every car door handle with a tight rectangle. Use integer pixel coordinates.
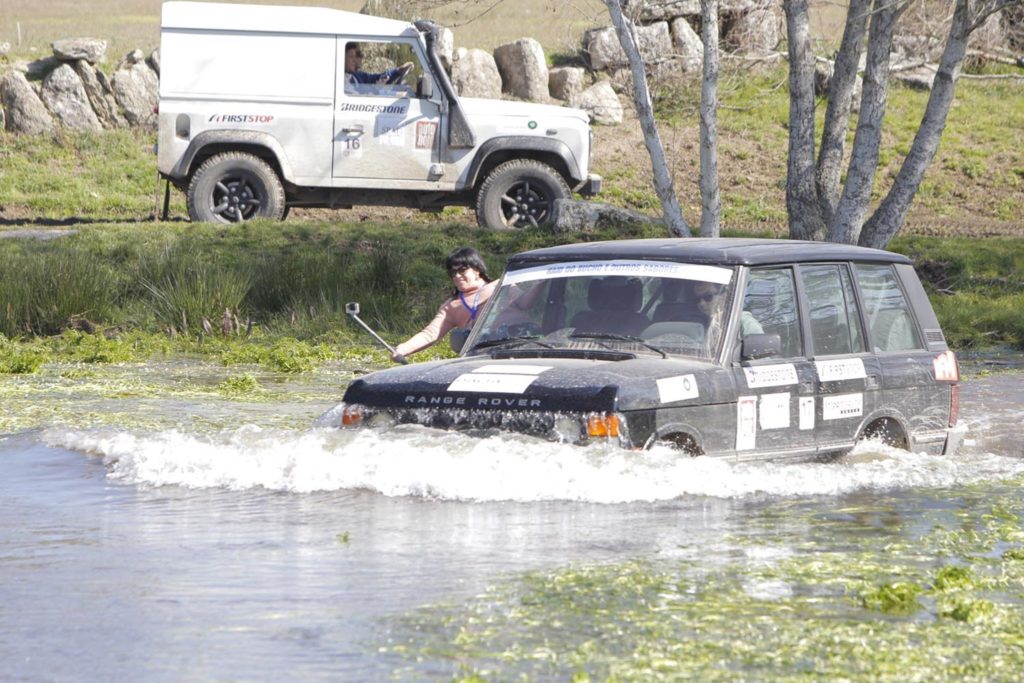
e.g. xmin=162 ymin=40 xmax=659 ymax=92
xmin=340 ymin=125 xmax=364 ymax=135
xmin=866 ymin=374 xmax=881 ymax=390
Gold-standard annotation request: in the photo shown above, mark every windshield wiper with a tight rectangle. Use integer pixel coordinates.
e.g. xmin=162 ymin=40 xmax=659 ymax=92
xmin=569 ymin=332 xmax=668 ymax=359
xmin=473 ymin=335 xmax=556 ymax=351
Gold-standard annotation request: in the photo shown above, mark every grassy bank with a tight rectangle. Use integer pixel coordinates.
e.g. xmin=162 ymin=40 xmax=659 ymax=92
xmin=0 ymin=221 xmax=1021 ymax=374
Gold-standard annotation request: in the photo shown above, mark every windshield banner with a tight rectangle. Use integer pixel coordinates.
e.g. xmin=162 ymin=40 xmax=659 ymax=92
xmin=502 ymin=260 xmax=733 ymax=286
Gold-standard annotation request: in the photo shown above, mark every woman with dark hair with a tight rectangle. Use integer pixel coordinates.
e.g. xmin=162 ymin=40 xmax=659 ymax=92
xmin=392 ymin=247 xmax=497 ymax=361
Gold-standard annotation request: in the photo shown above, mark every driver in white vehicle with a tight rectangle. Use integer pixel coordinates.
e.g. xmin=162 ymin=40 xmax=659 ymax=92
xmin=344 ymin=42 xmax=414 ymax=92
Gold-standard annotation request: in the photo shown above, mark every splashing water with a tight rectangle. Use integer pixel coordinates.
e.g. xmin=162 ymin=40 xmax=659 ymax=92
xmin=42 ymin=422 xmax=1024 ymax=503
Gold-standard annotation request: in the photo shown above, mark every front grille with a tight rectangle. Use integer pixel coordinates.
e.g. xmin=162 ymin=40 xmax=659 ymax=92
xmin=393 ymin=407 xmax=572 ymax=440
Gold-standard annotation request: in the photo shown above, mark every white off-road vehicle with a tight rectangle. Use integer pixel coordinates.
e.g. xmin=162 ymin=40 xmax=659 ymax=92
xmin=156 ymin=1 xmax=601 ymax=229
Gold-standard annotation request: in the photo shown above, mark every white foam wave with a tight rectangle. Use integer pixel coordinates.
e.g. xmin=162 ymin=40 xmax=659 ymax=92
xmin=41 ymin=426 xmax=1024 ymax=503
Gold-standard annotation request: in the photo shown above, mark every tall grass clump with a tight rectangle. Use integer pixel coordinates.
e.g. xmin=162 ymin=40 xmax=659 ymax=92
xmin=139 ymin=244 xmax=253 ymax=336
xmin=0 ymin=246 xmax=119 ymax=337
xmin=248 ymin=247 xmax=356 ymax=319
xmin=349 ymin=240 xmax=416 ymax=334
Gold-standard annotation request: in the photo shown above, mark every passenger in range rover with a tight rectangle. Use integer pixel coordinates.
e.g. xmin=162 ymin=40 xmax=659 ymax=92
xmin=392 ymin=247 xmax=496 ymax=361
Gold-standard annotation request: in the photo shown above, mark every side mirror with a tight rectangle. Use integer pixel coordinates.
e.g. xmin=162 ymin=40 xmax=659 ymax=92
xmin=741 ymin=333 xmax=781 ymax=361
xmin=417 ymin=73 xmax=434 ymax=99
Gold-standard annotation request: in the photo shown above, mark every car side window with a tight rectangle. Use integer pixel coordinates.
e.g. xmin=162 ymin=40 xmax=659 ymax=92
xmin=854 ymin=263 xmax=925 ymax=352
xmin=800 ymin=264 xmax=866 ymax=356
xmin=343 ymin=41 xmax=420 ymax=98
xmin=743 ymin=268 xmax=802 ymax=357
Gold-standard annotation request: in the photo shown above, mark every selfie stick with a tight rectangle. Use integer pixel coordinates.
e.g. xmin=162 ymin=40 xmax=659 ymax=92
xmin=345 ymin=302 xmax=407 ymax=364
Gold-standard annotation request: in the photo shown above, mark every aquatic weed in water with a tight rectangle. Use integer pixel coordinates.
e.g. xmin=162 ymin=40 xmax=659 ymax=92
xmin=216 ymin=374 xmax=265 ymax=397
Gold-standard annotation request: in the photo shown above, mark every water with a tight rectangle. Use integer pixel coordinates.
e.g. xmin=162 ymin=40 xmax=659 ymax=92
xmin=1 ymin=360 xmax=1023 ymax=681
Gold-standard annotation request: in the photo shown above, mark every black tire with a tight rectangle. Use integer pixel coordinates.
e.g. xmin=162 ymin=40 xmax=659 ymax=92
xmin=187 ymin=152 xmax=286 ymax=223
xmin=475 ymin=159 xmax=571 ymax=230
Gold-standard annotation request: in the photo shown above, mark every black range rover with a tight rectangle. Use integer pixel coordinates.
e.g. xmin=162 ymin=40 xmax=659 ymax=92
xmin=337 ymin=239 xmax=965 ymax=459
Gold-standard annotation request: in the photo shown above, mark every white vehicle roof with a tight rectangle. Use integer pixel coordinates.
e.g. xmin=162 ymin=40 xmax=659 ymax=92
xmin=161 ymin=1 xmax=421 ymax=38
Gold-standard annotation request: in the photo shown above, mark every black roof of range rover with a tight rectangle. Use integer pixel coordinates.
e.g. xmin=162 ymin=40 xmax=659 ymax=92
xmin=507 ymin=238 xmax=913 ymax=270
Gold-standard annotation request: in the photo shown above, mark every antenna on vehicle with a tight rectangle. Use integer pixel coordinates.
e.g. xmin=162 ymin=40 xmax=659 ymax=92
xmin=345 ymin=302 xmax=407 ymax=364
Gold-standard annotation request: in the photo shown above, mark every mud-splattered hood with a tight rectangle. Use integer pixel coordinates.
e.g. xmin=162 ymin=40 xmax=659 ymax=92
xmin=343 ymin=355 xmax=733 ymax=414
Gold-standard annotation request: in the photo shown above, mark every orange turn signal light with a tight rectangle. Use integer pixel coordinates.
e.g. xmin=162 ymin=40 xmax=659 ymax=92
xmin=587 ymin=413 xmax=621 ymax=438
xmin=341 ymin=404 xmax=364 ymax=427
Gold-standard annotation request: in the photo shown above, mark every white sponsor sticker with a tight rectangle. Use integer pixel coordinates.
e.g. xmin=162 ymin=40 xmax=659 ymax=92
xmin=799 ymin=396 xmax=815 ymax=430
xmin=758 ymin=392 xmax=790 ymax=430
xmin=338 ymin=133 xmax=363 ymax=158
xmin=743 ymin=363 xmax=798 ymax=388
xmin=815 ymin=358 xmax=866 ymax=382
xmin=447 ymin=373 xmax=538 ymax=394
xmin=502 ymin=261 xmax=733 ymax=286
xmin=471 ymin=364 xmax=551 ymax=375
xmin=657 ymin=374 xmax=699 ymax=403
xmin=933 ymin=350 xmax=959 ymax=381
xmin=375 ymin=117 xmax=406 ymax=146
xmin=822 ymin=393 xmax=864 ymax=420
xmin=736 ymin=395 xmax=758 ymax=450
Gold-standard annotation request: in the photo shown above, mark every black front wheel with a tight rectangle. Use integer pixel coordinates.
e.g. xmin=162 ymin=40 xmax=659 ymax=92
xmin=475 ymin=159 xmax=570 ymax=230
xmin=187 ymin=152 xmax=286 ymax=223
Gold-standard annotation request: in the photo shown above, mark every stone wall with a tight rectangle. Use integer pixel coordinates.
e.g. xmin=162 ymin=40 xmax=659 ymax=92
xmin=1 ymin=38 xmax=159 ymax=135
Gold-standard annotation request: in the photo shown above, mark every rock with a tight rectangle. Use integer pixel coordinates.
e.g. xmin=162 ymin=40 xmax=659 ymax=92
xmin=624 ymin=0 xmax=758 ymax=21
xmin=814 ymin=60 xmax=833 ymax=97
xmin=585 ymin=22 xmax=673 ymax=71
xmin=1 ymin=71 xmax=56 ymax=134
xmin=671 ymin=17 xmax=703 ymax=72
xmin=548 ymin=66 xmax=586 ymax=102
xmin=623 ymin=0 xmax=700 ymax=23
xmin=450 ymin=48 xmax=501 ymax=99
xmin=51 ymin=38 xmax=108 ymax=64
xmin=571 ymin=80 xmax=624 ymax=125
xmin=72 ymin=59 xmax=126 ymax=128
xmin=639 ymin=21 xmax=673 ymax=61
xmin=493 ymin=38 xmax=549 ymax=101
xmin=117 ymin=48 xmax=146 ymax=69
xmin=895 ymin=67 xmax=936 ymax=91
xmin=435 ymin=27 xmax=454 ymax=70
xmin=584 ymin=27 xmax=624 ymax=71
xmin=147 ymin=48 xmax=161 ymax=76
xmin=41 ymin=63 xmax=102 ymax=130
xmin=814 ymin=59 xmax=863 ymax=110
xmin=25 ymin=56 xmax=61 ymax=80
xmin=0 ymin=41 xmax=10 ymax=58
xmin=724 ymin=2 xmax=783 ymax=55
xmin=552 ymin=199 xmax=661 ymax=233
xmin=110 ymin=51 xmax=159 ymax=126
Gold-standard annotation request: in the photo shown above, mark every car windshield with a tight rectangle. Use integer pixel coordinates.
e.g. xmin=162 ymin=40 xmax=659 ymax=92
xmin=466 ymin=260 xmax=736 ymax=360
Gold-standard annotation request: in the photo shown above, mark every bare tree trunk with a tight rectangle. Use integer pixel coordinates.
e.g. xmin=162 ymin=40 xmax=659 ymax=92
xmin=699 ymin=0 xmax=722 ymax=237
xmin=605 ymin=0 xmax=691 ymax=237
xmin=828 ymin=0 xmax=905 ymax=244
xmin=816 ymin=0 xmax=870 ymax=226
xmin=783 ymin=0 xmax=826 ymax=241
xmin=860 ymin=0 xmax=1017 ymax=248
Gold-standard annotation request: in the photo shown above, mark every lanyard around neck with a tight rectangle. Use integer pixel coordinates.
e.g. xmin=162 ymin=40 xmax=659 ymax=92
xmin=459 ymin=289 xmax=481 ymax=321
